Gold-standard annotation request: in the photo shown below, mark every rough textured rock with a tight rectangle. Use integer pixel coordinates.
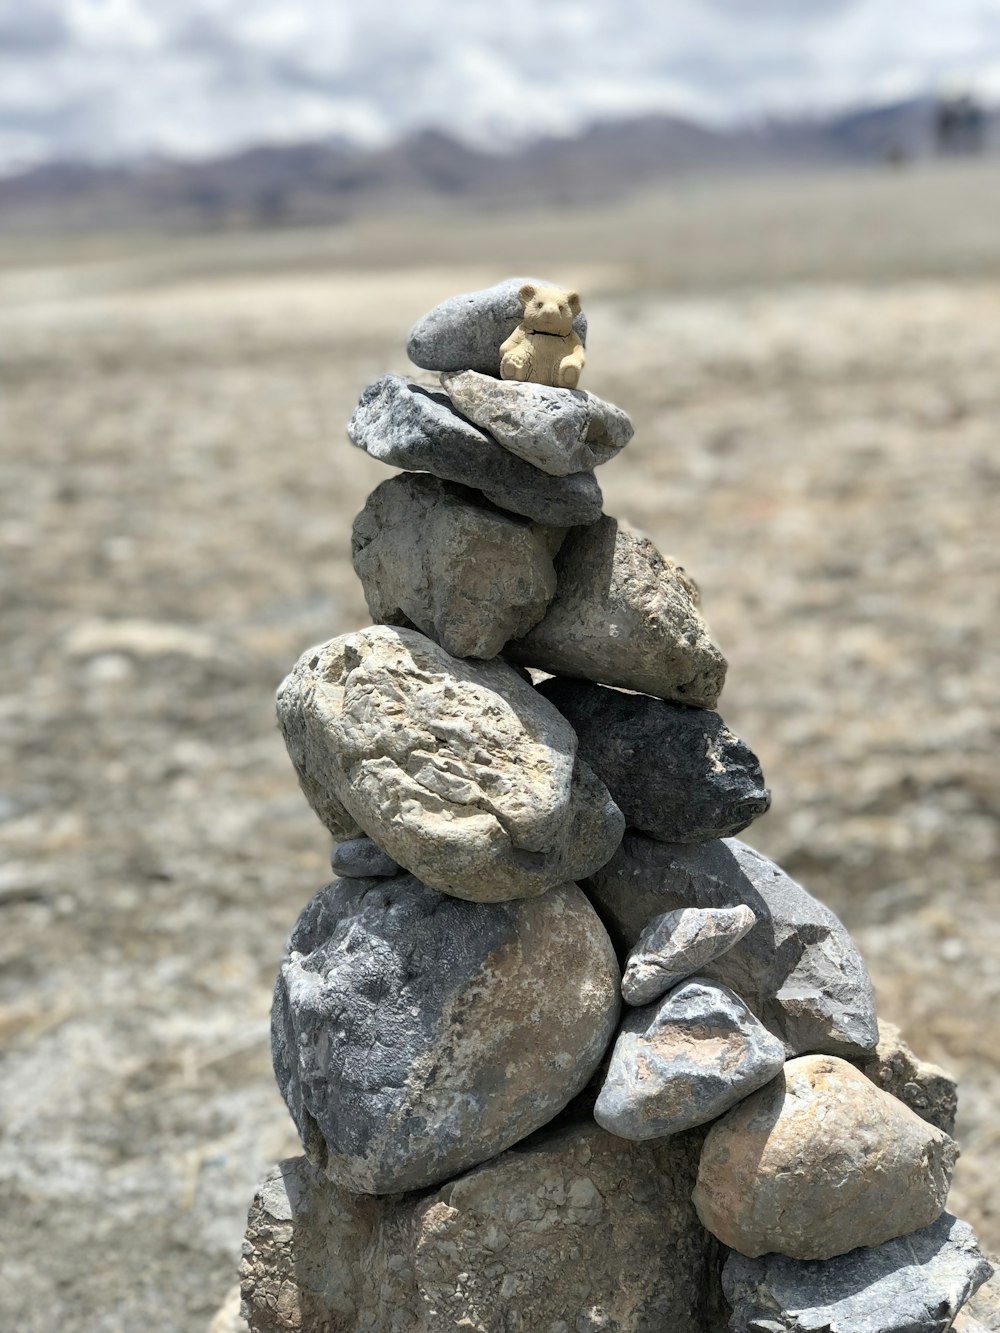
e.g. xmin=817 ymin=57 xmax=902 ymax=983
xmin=348 ymin=374 xmax=604 ymax=526
xmin=723 ymin=1212 xmax=994 ymax=1333
xmin=271 ymin=875 xmax=621 ymax=1194
xmin=241 ymin=1126 xmax=727 ymax=1333
xmin=958 ymin=1272 xmax=1000 ymax=1332
xmin=506 ymin=516 xmax=727 ymax=707
xmin=440 ymin=369 xmax=633 ymax=476
xmin=621 ymin=905 xmax=758 ymax=1006
xmin=329 ymin=835 xmax=401 ymax=879
xmin=538 ymin=678 xmax=769 ymax=842
xmin=351 ymin=473 xmax=563 ymax=659
xmin=859 ymin=1020 xmax=959 ymax=1135
xmin=594 ymin=977 xmax=785 ymax=1140
xmin=694 ymin=1054 xmax=958 ymax=1260
xmin=277 ymin=626 xmax=625 ymax=902
xmin=406 ymin=275 xmax=588 ymax=375
xmin=585 ymin=835 xmax=878 ymax=1057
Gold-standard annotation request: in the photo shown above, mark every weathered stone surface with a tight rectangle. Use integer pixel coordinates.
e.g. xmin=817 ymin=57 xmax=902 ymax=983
xmin=406 ymin=275 xmax=588 ymax=375
xmin=694 ymin=1054 xmax=958 ymax=1260
xmin=723 ymin=1212 xmax=994 ymax=1333
xmin=859 ymin=1020 xmax=958 ymax=1135
xmin=958 ymin=1271 xmax=1000 ymax=1332
xmin=351 ymin=473 xmax=563 ymax=659
xmin=440 ymin=369 xmax=633 ymax=476
xmin=348 ymin=374 xmax=604 ymax=526
xmin=622 ymin=905 xmax=758 ymax=1006
xmin=538 ymin=678 xmax=770 ymax=842
xmin=277 ymin=626 xmax=625 ymax=902
xmin=506 ymin=516 xmax=727 ymax=707
xmin=271 ymin=875 xmax=621 ymax=1194
xmin=595 ymin=977 xmax=785 ymax=1141
xmin=241 ymin=1126 xmax=727 ymax=1333
xmin=585 ymin=836 xmax=878 ymax=1057
xmin=329 ymin=835 xmax=401 ymax=879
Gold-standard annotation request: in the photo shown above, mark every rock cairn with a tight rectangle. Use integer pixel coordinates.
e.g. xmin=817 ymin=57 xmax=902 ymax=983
xmin=238 ymin=278 xmax=994 ymax=1332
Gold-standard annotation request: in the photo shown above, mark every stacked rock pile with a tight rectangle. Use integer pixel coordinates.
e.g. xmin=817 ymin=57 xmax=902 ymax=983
xmin=238 ymin=280 xmax=994 ymax=1333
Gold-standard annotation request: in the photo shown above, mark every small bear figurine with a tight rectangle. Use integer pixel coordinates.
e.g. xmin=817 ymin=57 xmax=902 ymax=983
xmin=499 ymin=284 xmax=585 ymax=389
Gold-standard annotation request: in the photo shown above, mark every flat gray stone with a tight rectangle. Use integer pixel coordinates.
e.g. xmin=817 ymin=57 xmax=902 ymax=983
xmin=271 ymin=875 xmax=621 ymax=1194
xmin=330 ymin=836 xmax=401 ymax=879
xmin=407 ymin=275 xmax=587 ymax=375
xmin=585 ymin=836 xmax=878 ymax=1057
xmin=277 ymin=626 xmax=624 ymax=902
xmin=594 ymin=977 xmax=785 ymax=1140
xmin=352 ymin=473 xmax=563 ymax=659
xmin=506 ymin=516 xmax=727 ymax=707
xmin=723 ymin=1212 xmax=993 ymax=1332
xmin=538 ymin=678 xmax=769 ymax=841
xmin=439 ymin=370 xmax=633 ymax=476
xmin=622 ymin=905 xmax=757 ymax=1006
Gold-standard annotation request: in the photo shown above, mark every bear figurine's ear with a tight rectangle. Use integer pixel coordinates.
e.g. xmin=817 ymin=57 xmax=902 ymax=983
xmin=566 ymin=290 xmax=581 ymax=316
xmin=518 ymin=283 xmax=537 ymax=306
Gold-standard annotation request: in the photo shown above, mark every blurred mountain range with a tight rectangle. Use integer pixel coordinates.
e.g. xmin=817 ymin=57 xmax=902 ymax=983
xmin=0 ymin=98 xmax=993 ymax=234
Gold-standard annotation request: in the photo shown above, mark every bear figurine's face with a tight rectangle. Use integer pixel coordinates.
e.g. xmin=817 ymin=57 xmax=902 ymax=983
xmin=517 ymin=284 xmax=580 ymax=336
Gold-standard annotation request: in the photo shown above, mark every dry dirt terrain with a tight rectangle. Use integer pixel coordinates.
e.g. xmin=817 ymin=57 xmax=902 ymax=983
xmin=0 ymin=160 xmax=998 ymax=1331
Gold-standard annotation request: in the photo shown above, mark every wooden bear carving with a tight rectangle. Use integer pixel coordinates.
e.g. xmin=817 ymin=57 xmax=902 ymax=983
xmin=499 ymin=284 xmax=585 ymax=389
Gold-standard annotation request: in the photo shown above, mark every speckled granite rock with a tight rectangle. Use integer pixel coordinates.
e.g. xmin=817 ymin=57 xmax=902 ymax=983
xmin=723 ymin=1212 xmax=993 ymax=1333
xmin=272 ymin=875 xmax=621 ymax=1194
xmin=277 ymin=626 xmax=624 ymax=903
xmin=406 ymin=276 xmax=587 ymax=375
xmin=352 ymin=473 xmax=563 ymax=659
xmin=329 ymin=835 xmax=402 ymax=879
xmin=585 ymin=835 xmax=878 ymax=1057
xmin=859 ymin=1020 xmax=959 ymax=1135
xmin=694 ymin=1055 xmax=958 ymax=1260
xmin=348 ymin=374 xmax=604 ymax=526
xmin=506 ymin=516 xmax=727 ymax=707
xmin=621 ymin=905 xmax=757 ymax=1006
xmin=439 ymin=370 xmax=633 ymax=476
xmin=538 ymin=678 xmax=769 ymax=841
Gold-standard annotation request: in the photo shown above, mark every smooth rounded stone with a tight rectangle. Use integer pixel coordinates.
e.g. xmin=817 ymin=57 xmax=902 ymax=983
xmin=858 ymin=1020 xmax=958 ymax=1135
xmin=439 ymin=370 xmax=633 ymax=476
xmin=406 ymin=275 xmax=588 ymax=375
xmin=594 ymin=977 xmax=786 ymax=1141
xmin=351 ymin=473 xmax=564 ymax=659
xmin=693 ymin=1054 xmax=958 ymax=1260
xmin=241 ymin=1126 xmax=725 ymax=1333
xmin=276 ymin=626 xmax=625 ymax=902
xmin=329 ymin=836 xmax=401 ymax=879
xmin=585 ymin=835 xmax=878 ymax=1058
xmin=621 ymin=905 xmax=758 ymax=1006
xmin=506 ymin=516 xmax=727 ymax=707
xmin=722 ymin=1212 xmax=994 ymax=1333
xmin=538 ymin=678 xmax=769 ymax=841
xmin=271 ymin=876 xmax=622 ymax=1195
xmin=348 ymin=374 xmax=604 ymax=526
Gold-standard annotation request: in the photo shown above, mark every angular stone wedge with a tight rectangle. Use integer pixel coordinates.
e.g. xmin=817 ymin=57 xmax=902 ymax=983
xmin=329 ymin=836 xmax=401 ymax=879
xmin=538 ymin=677 xmax=768 ymax=841
xmin=621 ymin=905 xmax=758 ymax=1006
xmin=352 ymin=473 xmax=564 ymax=659
xmin=348 ymin=374 xmax=604 ymax=526
xmin=722 ymin=1212 xmax=993 ymax=1333
xmin=584 ymin=835 xmax=878 ymax=1057
xmin=277 ymin=626 xmax=624 ymax=902
xmin=271 ymin=876 xmax=621 ymax=1194
xmin=594 ymin=977 xmax=785 ymax=1140
xmin=406 ymin=275 xmax=588 ymax=375
xmin=439 ymin=370 xmax=633 ymax=476
xmin=506 ymin=516 xmax=727 ymax=707
xmin=694 ymin=1054 xmax=958 ymax=1260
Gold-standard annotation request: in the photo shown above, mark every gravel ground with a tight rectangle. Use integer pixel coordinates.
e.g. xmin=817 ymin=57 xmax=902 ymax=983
xmin=1 ymin=163 xmax=997 ymax=1330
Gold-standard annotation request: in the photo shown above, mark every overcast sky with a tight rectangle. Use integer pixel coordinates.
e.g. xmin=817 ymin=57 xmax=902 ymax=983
xmin=2 ymin=0 xmax=1000 ymax=171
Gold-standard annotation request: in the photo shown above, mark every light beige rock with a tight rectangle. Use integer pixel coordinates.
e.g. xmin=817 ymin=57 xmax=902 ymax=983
xmin=859 ymin=1019 xmax=958 ymax=1135
xmin=506 ymin=516 xmax=727 ymax=707
xmin=693 ymin=1054 xmax=958 ymax=1260
xmin=499 ymin=283 xmax=586 ymax=388
xmin=276 ymin=626 xmax=624 ymax=902
xmin=351 ymin=473 xmax=563 ymax=659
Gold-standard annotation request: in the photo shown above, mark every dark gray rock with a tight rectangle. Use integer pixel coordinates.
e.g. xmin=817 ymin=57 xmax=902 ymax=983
xmin=329 ymin=836 xmax=401 ymax=879
xmin=594 ymin=977 xmax=785 ymax=1140
xmin=584 ymin=836 xmax=878 ymax=1057
xmin=406 ymin=276 xmax=587 ymax=375
xmin=723 ymin=1212 xmax=994 ymax=1333
xmin=538 ymin=678 xmax=769 ymax=841
xmin=622 ymin=905 xmax=758 ymax=1006
xmin=271 ymin=875 xmax=621 ymax=1195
